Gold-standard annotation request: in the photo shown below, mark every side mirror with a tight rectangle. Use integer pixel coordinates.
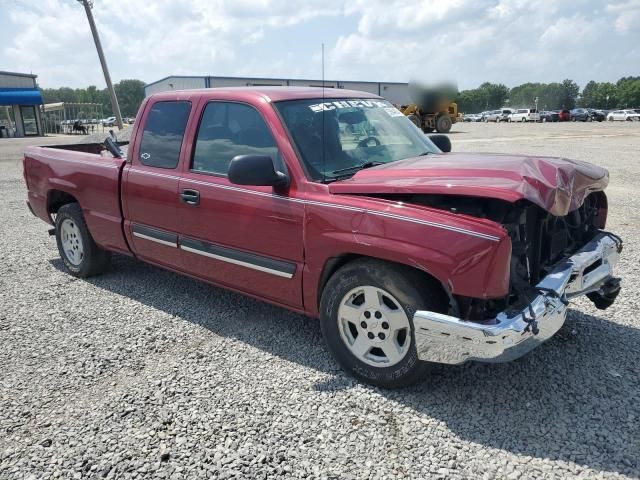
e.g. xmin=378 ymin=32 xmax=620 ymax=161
xmin=228 ymin=155 xmax=289 ymax=188
xmin=428 ymin=134 xmax=451 ymax=153
xmin=104 ymin=136 xmax=123 ymax=158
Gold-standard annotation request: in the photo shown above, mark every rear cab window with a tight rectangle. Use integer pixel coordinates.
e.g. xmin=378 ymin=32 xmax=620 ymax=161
xmin=138 ymin=101 xmax=191 ymax=169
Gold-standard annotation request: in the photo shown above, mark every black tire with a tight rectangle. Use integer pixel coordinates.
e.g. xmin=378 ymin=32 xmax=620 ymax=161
xmin=407 ymin=114 xmax=421 ymax=128
xmin=55 ymin=203 xmax=110 ymax=278
xmin=435 ymin=114 xmax=452 ymax=133
xmin=319 ymin=258 xmax=447 ymax=388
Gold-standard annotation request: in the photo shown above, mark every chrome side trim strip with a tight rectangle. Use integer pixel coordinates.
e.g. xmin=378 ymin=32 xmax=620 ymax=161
xmin=180 ymin=245 xmax=294 ymax=279
xmin=133 ymin=232 xmax=177 ymax=248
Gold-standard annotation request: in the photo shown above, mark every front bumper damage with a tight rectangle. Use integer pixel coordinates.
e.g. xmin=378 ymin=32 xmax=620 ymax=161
xmin=414 ymin=232 xmax=622 ymax=365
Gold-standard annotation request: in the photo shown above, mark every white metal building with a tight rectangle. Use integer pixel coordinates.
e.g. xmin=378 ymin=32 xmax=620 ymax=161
xmin=144 ymin=76 xmax=411 ymax=106
xmin=0 ymin=71 xmax=44 ymax=138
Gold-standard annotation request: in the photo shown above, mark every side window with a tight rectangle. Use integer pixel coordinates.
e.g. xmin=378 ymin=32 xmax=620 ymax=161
xmin=138 ymin=101 xmax=191 ymax=169
xmin=192 ymin=102 xmax=279 ymax=175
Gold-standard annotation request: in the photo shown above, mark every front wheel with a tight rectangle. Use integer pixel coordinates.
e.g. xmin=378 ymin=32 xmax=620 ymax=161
xmin=319 ymin=259 xmax=446 ymax=388
xmin=435 ymin=114 xmax=452 ymax=133
xmin=55 ymin=203 xmax=110 ymax=278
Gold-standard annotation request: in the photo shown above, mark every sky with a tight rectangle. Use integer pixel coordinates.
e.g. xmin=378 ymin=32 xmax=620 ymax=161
xmin=0 ymin=0 xmax=638 ymax=90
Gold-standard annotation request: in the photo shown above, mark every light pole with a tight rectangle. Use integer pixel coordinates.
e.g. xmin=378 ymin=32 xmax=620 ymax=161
xmin=77 ymin=0 xmax=123 ymax=130
xmin=606 ymin=94 xmax=610 ymax=110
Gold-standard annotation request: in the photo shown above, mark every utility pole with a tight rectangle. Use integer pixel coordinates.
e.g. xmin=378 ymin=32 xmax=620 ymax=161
xmin=77 ymin=0 xmax=123 ymax=130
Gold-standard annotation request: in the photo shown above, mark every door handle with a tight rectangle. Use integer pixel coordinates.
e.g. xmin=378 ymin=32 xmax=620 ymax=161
xmin=180 ymin=189 xmax=200 ymax=206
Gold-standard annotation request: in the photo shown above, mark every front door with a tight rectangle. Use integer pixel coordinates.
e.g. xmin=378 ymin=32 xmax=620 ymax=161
xmin=176 ymin=101 xmax=305 ymax=308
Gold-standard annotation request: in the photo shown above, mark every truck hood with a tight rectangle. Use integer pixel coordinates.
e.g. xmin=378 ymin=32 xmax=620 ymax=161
xmin=328 ymin=152 xmax=609 ymax=216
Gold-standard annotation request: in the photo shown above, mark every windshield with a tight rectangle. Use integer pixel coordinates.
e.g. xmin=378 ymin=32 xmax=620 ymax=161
xmin=274 ymin=98 xmax=440 ymax=182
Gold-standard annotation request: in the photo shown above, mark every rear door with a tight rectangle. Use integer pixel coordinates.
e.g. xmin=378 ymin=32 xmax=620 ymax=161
xmin=122 ymin=99 xmax=192 ymax=270
xmin=176 ymin=100 xmax=305 ymax=308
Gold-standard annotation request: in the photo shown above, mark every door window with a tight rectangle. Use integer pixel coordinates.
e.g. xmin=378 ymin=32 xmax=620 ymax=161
xmin=191 ymin=102 xmax=279 ymax=175
xmin=138 ymin=101 xmax=191 ymax=169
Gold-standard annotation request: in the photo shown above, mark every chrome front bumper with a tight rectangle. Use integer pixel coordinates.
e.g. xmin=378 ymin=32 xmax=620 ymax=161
xmin=414 ymin=232 xmax=622 ymax=365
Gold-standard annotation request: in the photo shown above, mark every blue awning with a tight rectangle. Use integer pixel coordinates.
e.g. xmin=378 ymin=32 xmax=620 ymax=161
xmin=0 ymin=88 xmax=44 ymax=106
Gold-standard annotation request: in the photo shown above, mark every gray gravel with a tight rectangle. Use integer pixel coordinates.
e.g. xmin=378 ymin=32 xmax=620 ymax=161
xmin=79 ymin=126 xmax=133 ymax=144
xmin=1 ymin=122 xmax=640 ymax=479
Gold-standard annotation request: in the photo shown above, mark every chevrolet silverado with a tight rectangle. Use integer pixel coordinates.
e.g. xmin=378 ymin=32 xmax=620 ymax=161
xmin=23 ymin=87 xmax=622 ymax=388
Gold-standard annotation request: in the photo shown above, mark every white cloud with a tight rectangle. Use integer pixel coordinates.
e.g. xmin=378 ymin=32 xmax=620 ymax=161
xmin=0 ymin=0 xmax=637 ymax=89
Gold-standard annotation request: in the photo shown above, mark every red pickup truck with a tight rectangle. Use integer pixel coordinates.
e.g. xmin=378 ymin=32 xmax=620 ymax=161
xmin=23 ymin=87 xmax=622 ymax=388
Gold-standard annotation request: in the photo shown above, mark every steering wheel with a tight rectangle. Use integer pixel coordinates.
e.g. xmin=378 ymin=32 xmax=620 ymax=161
xmin=357 ymin=137 xmax=381 ymax=148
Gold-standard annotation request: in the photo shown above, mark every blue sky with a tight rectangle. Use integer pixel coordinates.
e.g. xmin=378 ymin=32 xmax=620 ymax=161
xmin=0 ymin=0 xmax=638 ymax=89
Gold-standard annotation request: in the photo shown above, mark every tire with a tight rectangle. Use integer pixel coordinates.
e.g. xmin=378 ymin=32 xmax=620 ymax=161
xmin=435 ymin=114 xmax=452 ymax=133
xmin=55 ymin=203 xmax=110 ymax=278
xmin=319 ymin=258 xmax=447 ymax=388
xmin=407 ymin=114 xmax=421 ymax=129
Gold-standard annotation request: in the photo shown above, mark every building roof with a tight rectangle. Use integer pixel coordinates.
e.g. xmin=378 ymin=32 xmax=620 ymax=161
xmin=145 ymin=74 xmax=408 ymax=89
xmin=149 ymin=86 xmax=381 ymax=103
xmin=0 ymin=70 xmax=38 ymax=78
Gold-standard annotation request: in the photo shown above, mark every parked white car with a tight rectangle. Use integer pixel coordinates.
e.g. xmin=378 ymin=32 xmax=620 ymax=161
xmin=509 ymin=108 xmax=540 ymax=122
xmin=101 ymin=117 xmax=117 ymax=126
xmin=607 ymin=110 xmax=640 ymax=121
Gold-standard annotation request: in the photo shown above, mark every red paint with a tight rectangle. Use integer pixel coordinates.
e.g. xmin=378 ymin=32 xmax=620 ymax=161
xmin=23 ymin=87 xmax=609 ymax=318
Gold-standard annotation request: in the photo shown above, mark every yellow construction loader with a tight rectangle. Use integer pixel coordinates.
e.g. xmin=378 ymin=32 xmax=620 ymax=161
xmin=401 ymin=102 xmax=462 ymax=134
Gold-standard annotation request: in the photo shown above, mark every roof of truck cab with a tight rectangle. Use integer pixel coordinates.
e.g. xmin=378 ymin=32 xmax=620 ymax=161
xmin=148 ymin=86 xmax=382 ymax=103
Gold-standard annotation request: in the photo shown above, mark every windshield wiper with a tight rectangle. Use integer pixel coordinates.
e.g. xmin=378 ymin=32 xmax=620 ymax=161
xmin=331 ymin=161 xmax=384 ymax=175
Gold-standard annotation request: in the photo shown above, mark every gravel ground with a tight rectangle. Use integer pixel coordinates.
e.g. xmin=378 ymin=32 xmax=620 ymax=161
xmin=1 ymin=122 xmax=639 ymax=479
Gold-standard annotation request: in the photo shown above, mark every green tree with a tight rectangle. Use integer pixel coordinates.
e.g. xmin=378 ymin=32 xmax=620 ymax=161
xmin=559 ymin=79 xmax=579 ymax=109
xmin=114 ymin=79 xmax=146 ymax=117
xmin=616 ymin=76 xmax=640 ymax=108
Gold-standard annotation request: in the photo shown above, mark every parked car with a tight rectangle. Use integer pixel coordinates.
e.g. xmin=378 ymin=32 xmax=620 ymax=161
xmin=467 ymin=114 xmax=484 ymax=122
xmin=23 ymin=87 xmax=623 ymax=388
xmin=587 ymin=109 xmax=606 ymax=122
xmin=102 ymin=117 xmax=117 ymax=126
xmin=539 ymin=111 xmax=560 ymax=122
xmin=607 ymin=109 xmax=640 ymax=121
xmin=498 ymin=108 xmax=514 ymax=122
xmin=483 ymin=110 xmax=502 ymax=122
xmin=508 ymin=108 xmax=540 ymax=122
xmin=558 ymin=109 xmax=571 ymax=121
xmin=570 ymin=108 xmax=603 ymax=122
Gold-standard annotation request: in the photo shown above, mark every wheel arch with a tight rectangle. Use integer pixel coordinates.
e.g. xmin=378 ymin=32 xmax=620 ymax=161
xmin=47 ymin=189 xmax=79 ymax=218
xmin=316 ymin=253 xmax=452 ymax=314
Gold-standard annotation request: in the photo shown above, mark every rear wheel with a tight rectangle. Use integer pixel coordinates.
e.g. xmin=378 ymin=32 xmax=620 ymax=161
xmin=320 ymin=259 xmax=446 ymax=388
xmin=435 ymin=114 xmax=452 ymax=133
xmin=55 ymin=203 xmax=110 ymax=278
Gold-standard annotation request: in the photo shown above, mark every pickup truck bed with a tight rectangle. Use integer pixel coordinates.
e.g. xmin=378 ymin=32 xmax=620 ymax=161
xmin=25 ymin=143 xmax=130 ymax=254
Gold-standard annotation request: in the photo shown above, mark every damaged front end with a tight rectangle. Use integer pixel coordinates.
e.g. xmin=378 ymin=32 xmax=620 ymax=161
xmin=407 ymin=192 xmax=623 ymax=365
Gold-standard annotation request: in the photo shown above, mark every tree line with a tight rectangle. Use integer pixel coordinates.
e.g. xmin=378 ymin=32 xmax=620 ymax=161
xmin=39 ymin=76 xmax=640 ymax=117
xmin=40 ymin=79 xmax=146 ymax=118
xmin=455 ymin=77 xmax=640 ymax=113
